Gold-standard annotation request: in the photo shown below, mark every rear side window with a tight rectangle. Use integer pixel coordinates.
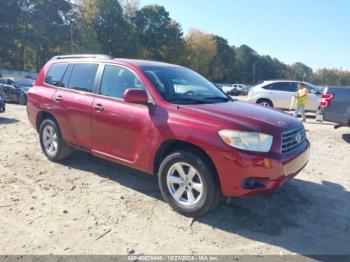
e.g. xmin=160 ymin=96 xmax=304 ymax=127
xmin=45 ymin=63 xmax=68 ymax=87
xmin=67 ymin=63 xmax=99 ymax=92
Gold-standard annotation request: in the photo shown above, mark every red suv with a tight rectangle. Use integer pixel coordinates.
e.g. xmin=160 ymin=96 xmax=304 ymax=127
xmin=27 ymin=55 xmax=310 ymax=216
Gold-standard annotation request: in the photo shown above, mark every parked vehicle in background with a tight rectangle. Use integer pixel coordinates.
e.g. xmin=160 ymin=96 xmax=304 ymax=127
xmin=0 ymin=97 xmax=5 ymax=113
xmin=316 ymin=87 xmax=350 ymax=127
xmin=240 ymin=85 xmax=252 ymax=96
xmin=27 ymin=54 xmax=310 ymax=217
xmin=0 ymin=78 xmax=34 ymax=105
xmin=221 ymin=84 xmax=250 ymax=96
xmin=247 ymin=80 xmax=322 ymax=111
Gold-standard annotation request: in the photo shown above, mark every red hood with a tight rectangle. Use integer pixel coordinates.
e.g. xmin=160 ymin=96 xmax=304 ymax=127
xmin=179 ymin=100 xmax=301 ymax=134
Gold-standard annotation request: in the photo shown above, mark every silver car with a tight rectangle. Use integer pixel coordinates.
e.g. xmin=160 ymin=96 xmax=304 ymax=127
xmin=247 ymin=80 xmax=322 ymax=111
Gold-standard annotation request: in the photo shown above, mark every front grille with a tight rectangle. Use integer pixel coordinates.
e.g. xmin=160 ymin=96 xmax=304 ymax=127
xmin=281 ymin=126 xmax=306 ymax=154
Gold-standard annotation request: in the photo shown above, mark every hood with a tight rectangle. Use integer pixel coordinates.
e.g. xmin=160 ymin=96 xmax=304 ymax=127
xmin=180 ymin=100 xmax=301 ymax=133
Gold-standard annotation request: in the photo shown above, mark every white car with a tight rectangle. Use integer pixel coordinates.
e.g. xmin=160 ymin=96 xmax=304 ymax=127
xmin=222 ymin=84 xmax=247 ymax=95
xmin=247 ymin=80 xmax=322 ymax=111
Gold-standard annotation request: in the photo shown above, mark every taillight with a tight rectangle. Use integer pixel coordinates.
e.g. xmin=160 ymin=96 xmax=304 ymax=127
xmin=320 ymin=93 xmax=334 ymax=108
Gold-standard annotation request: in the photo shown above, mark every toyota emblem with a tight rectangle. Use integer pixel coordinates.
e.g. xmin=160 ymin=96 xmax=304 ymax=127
xmin=295 ymin=132 xmax=302 ymax=144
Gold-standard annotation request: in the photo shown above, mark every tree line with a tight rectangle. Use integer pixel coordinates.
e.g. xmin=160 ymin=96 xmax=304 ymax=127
xmin=1 ymin=0 xmax=349 ymax=86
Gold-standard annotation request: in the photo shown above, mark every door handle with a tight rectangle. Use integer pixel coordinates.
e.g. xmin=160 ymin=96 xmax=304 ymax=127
xmin=94 ymin=104 xmax=104 ymax=112
xmin=54 ymin=95 xmax=63 ymax=102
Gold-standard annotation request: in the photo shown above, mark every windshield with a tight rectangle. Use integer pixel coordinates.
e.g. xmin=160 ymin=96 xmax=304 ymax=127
xmin=14 ymin=78 xmax=34 ymax=87
xmin=141 ymin=66 xmax=229 ymax=104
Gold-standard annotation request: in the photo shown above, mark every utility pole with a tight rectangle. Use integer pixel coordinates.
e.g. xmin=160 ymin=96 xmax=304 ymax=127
xmin=338 ymin=67 xmax=342 ymax=87
xmin=70 ymin=18 xmax=75 ymax=54
xmin=252 ymin=61 xmax=258 ymax=84
xmin=68 ymin=4 xmax=77 ymax=54
xmin=196 ymin=50 xmax=200 ymax=72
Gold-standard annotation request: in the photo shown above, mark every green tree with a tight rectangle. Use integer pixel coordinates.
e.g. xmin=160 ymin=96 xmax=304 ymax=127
xmin=313 ymin=68 xmax=350 ymax=86
xmin=30 ymin=0 xmax=72 ymax=70
xmin=133 ymin=5 xmax=184 ymax=63
xmin=235 ymin=45 xmax=259 ymax=83
xmin=289 ymin=62 xmax=313 ymax=82
xmin=183 ymin=29 xmax=217 ymax=76
xmin=81 ymin=0 xmax=137 ymax=57
xmin=207 ymin=36 xmax=238 ymax=83
xmin=0 ymin=0 xmax=72 ymax=71
xmin=0 ymin=0 xmax=23 ymax=69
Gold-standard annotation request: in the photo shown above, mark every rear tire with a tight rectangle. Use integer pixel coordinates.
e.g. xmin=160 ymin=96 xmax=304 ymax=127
xmin=39 ymin=119 xmax=72 ymax=162
xmin=158 ymin=150 xmax=221 ymax=217
xmin=257 ymin=98 xmax=273 ymax=107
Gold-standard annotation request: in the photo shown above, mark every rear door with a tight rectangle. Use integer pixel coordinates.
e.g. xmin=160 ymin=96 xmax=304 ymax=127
xmin=269 ymin=82 xmax=297 ymax=109
xmin=50 ymin=63 xmax=99 ymax=150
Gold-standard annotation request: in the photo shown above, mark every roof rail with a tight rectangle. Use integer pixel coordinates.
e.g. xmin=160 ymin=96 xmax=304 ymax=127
xmin=51 ymin=54 xmax=114 ymax=60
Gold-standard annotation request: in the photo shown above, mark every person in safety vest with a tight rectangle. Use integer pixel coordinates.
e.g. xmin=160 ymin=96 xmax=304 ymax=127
xmin=293 ymin=83 xmax=308 ymax=122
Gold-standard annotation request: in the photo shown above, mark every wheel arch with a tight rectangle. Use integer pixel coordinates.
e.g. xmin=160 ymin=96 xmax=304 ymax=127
xmin=153 ymin=139 xmax=221 ymax=188
xmin=256 ymin=98 xmax=274 ymax=107
xmin=36 ymin=111 xmax=57 ymax=132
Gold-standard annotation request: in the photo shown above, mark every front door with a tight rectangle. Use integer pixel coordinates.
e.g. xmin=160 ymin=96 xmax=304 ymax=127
xmin=91 ymin=64 xmax=152 ymax=164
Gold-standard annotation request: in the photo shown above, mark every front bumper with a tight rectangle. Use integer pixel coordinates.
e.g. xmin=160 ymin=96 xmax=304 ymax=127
xmin=211 ymin=140 xmax=310 ymax=197
xmin=0 ymin=100 xmax=5 ymax=113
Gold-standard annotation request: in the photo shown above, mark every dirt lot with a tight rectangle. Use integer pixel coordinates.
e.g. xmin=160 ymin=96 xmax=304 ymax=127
xmin=0 ymin=103 xmax=349 ymax=256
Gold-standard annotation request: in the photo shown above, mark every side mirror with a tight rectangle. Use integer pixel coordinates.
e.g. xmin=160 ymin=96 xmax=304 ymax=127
xmin=311 ymin=89 xmax=317 ymax=94
xmin=123 ymin=88 xmax=149 ymax=105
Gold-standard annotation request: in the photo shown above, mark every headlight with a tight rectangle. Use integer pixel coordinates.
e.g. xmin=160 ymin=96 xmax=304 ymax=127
xmin=218 ymin=130 xmax=273 ymax=152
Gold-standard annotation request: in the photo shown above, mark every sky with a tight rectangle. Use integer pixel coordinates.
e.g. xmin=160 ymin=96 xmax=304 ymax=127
xmin=139 ymin=0 xmax=350 ymax=71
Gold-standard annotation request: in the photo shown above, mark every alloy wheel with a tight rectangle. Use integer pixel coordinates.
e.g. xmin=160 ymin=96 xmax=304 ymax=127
xmin=166 ymin=162 xmax=203 ymax=206
xmin=42 ymin=125 xmax=58 ymax=156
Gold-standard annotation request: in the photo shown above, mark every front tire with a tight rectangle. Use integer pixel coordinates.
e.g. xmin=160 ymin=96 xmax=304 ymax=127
xmin=39 ymin=119 xmax=72 ymax=162
xmin=158 ymin=150 xmax=221 ymax=217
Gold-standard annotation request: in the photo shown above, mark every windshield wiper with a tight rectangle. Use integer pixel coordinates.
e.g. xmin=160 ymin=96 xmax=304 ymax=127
xmin=168 ymin=98 xmax=215 ymax=104
xmin=203 ymin=96 xmax=231 ymax=102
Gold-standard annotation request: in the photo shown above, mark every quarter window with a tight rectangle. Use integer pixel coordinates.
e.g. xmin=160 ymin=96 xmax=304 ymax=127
xmin=262 ymin=83 xmax=274 ymax=90
xmin=100 ymin=65 xmax=145 ymax=99
xmin=67 ymin=63 xmax=99 ymax=92
xmin=45 ymin=63 xmax=68 ymax=87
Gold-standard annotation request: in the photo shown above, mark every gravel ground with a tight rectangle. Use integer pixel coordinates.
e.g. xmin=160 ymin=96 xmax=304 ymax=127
xmin=0 ymin=103 xmax=349 ymax=256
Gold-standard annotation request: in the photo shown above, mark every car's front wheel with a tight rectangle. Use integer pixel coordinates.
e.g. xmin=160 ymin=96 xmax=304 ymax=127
xmin=158 ymin=150 xmax=221 ymax=217
xmin=39 ymin=119 xmax=72 ymax=162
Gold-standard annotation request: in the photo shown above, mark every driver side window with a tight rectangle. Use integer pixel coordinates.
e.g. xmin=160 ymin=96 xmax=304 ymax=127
xmin=100 ymin=65 xmax=145 ymax=99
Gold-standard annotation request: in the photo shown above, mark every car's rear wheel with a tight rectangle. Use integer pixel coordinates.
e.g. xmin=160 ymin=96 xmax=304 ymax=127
xmin=257 ymin=98 xmax=273 ymax=107
xmin=39 ymin=119 xmax=72 ymax=162
xmin=158 ymin=150 xmax=221 ymax=217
